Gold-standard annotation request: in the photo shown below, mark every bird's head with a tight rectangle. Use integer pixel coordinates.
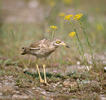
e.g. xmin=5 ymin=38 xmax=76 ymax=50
xmin=52 ymin=39 xmax=70 ymax=48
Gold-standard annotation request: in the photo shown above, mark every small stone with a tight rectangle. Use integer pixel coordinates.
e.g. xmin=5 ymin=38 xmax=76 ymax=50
xmin=41 ymin=91 xmax=47 ymax=95
xmin=104 ymin=67 xmax=106 ymax=72
xmin=32 ymin=87 xmax=36 ymax=90
xmin=77 ymin=61 xmax=80 ymax=65
xmin=1 ymin=85 xmax=14 ymax=93
xmin=13 ymin=91 xmax=20 ymax=94
xmin=0 ymin=92 xmax=3 ymax=96
xmin=63 ymin=80 xmax=78 ymax=92
xmin=90 ymin=81 xmax=101 ymax=92
xmin=70 ymin=82 xmax=78 ymax=92
xmin=12 ymin=94 xmax=30 ymax=100
xmin=23 ymin=68 xmax=29 ymax=72
xmin=63 ymin=80 xmax=70 ymax=87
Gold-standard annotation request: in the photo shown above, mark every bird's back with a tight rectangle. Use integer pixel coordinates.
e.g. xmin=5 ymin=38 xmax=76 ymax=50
xmin=22 ymin=39 xmax=56 ymax=58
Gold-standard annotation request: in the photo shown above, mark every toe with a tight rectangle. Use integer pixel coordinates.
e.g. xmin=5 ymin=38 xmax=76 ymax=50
xmin=40 ymin=79 xmax=44 ymax=83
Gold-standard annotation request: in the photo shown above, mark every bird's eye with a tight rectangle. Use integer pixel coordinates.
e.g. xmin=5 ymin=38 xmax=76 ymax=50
xmin=56 ymin=41 xmax=61 ymax=44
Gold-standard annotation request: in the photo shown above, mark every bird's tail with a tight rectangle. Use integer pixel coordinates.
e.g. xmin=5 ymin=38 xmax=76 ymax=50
xmin=21 ymin=47 xmax=27 ymax=55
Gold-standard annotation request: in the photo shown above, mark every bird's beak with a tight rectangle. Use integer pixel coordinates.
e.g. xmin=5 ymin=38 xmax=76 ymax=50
xmin=61 ymin=42 xmax=70 ymax=48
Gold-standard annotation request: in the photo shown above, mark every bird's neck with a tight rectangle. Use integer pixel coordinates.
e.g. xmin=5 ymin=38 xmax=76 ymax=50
xmin=50 ymin=43 xmax=58 ymax=50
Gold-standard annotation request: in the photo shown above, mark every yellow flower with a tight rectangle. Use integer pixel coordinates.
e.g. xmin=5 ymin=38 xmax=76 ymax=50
xmin=47 ymin=29 xmax=51 ymax=33
xmin=50 ymin=25 xmax=58 ymax=30
xmin=73 ymin=13 xmax=83 ymax=20
xmin=69 ymin=32 xmax=76 ymax=37
xmin=64 ymin=14 xmax=73 ymax=20
xmin=96 ymin=24 xmax=104 ymax=31
xmin=49 ymin=1 xmax=56 ymax=7
xmin=59 ymin=12 xmax=65 ymax=17
xmin=63 ymin=0 xmax=73 ymax=5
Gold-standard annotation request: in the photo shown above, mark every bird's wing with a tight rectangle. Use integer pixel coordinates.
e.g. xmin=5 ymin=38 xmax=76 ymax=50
xmin=29 ymin=39 xmax=48 ymax=49
xmin=41 ymin=39 xmax=51 ymax=48
xmin=29 ymin=41 xmax=41 ymax=51
xmin=29 ymin=48 xmax=40 ymax=50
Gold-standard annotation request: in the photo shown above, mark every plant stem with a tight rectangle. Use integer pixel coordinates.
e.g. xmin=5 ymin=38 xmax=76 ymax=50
xmin=60 ymin=19 xmax=64 ymax=34
xmin=79 ymin=21 xmax=94 ymax=64
xmin=74 ymin=29 xmax=85 ymax=60
xmin=70 ymin=22 xmax=85 ymax=61
xmin=52 ymin=30 xmax=55 ymax=40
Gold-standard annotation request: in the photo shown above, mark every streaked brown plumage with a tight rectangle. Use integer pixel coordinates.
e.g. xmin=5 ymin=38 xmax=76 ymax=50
xmin=21 ymin=38 xmax=69 ymax=84
xmin=21 ymin=39 xmax=69 ymax=58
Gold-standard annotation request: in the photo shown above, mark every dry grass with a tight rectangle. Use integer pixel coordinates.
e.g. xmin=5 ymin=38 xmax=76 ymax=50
xmin=0 ymin=1 xmax=105 ymax=98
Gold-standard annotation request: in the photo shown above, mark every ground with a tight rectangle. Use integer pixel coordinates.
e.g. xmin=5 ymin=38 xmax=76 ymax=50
xmin=0 ymin=53 xmax=106 ymax=100
xmin=0 ymin=0 xmax=106 ymax=100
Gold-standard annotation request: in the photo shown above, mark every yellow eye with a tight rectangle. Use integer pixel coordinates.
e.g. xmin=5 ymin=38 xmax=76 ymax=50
xmin=56 ymin=41 xmax=61 ymax=44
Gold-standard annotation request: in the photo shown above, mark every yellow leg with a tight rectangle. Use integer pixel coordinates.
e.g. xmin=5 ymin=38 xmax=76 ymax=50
xmin=36 ymin=64 xmax=44 ymax=83
xmin=43 ymin=64 xmax=47 ymax=84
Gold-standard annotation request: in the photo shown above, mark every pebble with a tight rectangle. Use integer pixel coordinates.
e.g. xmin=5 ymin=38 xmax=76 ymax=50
xmin=12 ymin=94 xmax=30 ymax=100
xmin=0 ymin=93 xmax=3 ymax=96
xmin=104 ymin=67 xmax=106 ymax=72
xmin=63 ymin=80 xmax=70 ymax=87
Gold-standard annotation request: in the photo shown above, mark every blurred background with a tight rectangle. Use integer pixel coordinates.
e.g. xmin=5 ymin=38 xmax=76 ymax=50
xmin=0 ymin=1 xmax=106 ymax=99
xmin=0 ymin=0 xmax=106 ymax=66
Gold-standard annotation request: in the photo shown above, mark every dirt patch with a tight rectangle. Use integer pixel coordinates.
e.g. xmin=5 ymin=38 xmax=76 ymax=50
xmin=0 ymin=64 xmax=105 ymax=100
xmin=0 ymin=53 xmax=106 ymax=99
xmin=1 ymin=0 xmax=48 ymax=23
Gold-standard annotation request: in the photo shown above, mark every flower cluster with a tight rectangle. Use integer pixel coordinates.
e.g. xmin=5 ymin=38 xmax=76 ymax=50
xmin=63 ymin=0 xmax=73 ymax=5
xmin=48 ymin=13 xmax=83 ymax=39
xmin=63 ymin=13 xmax=83 ymax=21
xmin=59 ymin=12 xmax=65 ymax=17
xmin=96 ymin=24 xmax=104 ymax=31
xmin=64 ymin=14 xmax=73 ymax=20
xmin=50 ymin=25 xmax=58 ymax=30
xmin=73 ymin=13 xmax=83 ymax=20
xmin=49 ymin=0 xmax=56 ymax=7
xmin=69 ymin=32 xmax=76 ymax=37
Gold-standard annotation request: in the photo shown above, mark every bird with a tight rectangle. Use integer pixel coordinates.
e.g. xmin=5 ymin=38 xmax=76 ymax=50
xmin=21 ymin=38 xmax=69 ymax=84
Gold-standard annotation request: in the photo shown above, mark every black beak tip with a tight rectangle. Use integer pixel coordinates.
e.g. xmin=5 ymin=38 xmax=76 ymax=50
xmin=21 ymin=52 xmax=25 ymax=55
xmin=66 ymin=45 xmax=70 ymax=48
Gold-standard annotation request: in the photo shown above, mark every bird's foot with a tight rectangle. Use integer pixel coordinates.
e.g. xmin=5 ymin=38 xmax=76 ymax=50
xmin=40 ymin=79 xmax=49 ymax=85
xmin=40 ymin=79 xmax=44 ymax=83
xmin=44 ymin=82 xmax=49 ymax=86
xmin=44 ymin=80 xmax=49 ymax=85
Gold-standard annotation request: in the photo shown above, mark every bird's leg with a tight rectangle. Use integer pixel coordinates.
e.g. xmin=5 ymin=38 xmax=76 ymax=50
xmin=43 ymin=64 xmax=47 ymax=84
xmin=36 ymin=64 xmax=44 ymax=83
